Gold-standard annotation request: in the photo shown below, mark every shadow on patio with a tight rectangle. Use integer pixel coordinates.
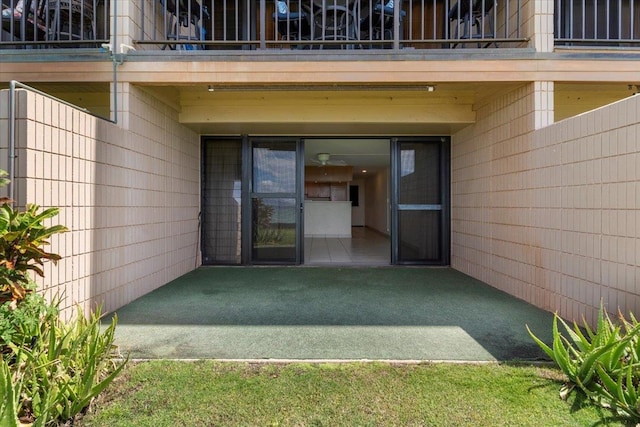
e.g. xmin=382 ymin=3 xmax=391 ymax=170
xmin=110 ymin=267 xmax=555 ymax=361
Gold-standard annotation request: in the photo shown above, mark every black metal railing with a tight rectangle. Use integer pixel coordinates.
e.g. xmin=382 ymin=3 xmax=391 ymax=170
xmin=137 ymin=0 xmax=527 ymax=51
xmin=1 ymin=0 xmax=109 ymax=48
xmin=555 ymin=0 xmax=640 ymax=46
xmin=6 ymin=1 xmax=639 ymax=52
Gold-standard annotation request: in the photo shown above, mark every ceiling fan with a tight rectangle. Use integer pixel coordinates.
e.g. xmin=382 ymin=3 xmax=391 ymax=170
xmin=310 ymin=152 xmax=347 ymax=166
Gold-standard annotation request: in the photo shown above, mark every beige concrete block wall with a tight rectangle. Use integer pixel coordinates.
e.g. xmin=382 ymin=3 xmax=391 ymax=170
xmin=452 ymin=84 xmax=640 ymax=326
xmin=2 ymin=87 xmax=200 ymax=319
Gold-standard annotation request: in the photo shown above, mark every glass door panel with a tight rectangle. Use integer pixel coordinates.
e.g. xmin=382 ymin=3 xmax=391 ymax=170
xmin=252 ymin=197 xmax=298 ymax=262
xmin=398 ymin=210 xmax=441 ymax=262
xmin=392 ymin=138 xmax=450 ymax=265
xmin=249 ymin=140 xmax=303 ymax=264
xmin=201 ymin=139 xmax=242 ymax=264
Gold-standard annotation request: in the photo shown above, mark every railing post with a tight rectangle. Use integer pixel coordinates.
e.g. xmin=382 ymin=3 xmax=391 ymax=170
xmin=393 ymin=0 xmax=400 ymax=49
xmin=260 ymin=0 xmax=266 ymax=49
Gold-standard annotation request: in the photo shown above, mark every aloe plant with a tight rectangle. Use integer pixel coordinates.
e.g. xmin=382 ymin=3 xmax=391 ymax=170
xmin=9 ymin=305 xmax=127 ymax=424
xmin=0 ymin=358 xmax=21 ymax=427
xmin=528 ymin=305 xmax=640 ymax=423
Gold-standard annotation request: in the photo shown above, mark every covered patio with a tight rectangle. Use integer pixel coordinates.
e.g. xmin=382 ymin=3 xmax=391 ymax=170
xmin=110 ymin=267 xmax=556 ymax=361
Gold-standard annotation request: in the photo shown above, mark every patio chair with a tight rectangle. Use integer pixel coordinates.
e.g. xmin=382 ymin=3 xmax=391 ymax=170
xmin=310 ymin=0 xmax=359 ymax=49
xmin=448 ymin=0 xmax=496 ymax=47
xmin=273 ymin=0 xmax=311 ymax=44
xmin=1 ymin=0 xmax=47 ymax=43
xmin=45 ymin=0 xmax=95 ymax=43
xmin=370 ymin=0 xmax=406 ymax=46
xmin=160 ymin=0 xmax=209 ymax=50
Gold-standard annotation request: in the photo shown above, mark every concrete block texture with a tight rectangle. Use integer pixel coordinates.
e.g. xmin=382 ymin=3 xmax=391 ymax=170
xmin=452 ymin=83 xmax=640 ymax=327
xmin=2 ymin=86 xmax=200 ymax=319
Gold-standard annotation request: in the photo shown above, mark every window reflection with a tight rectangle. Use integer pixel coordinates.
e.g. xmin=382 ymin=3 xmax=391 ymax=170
xmin=253 ymin=145 xmax=296 ymax=193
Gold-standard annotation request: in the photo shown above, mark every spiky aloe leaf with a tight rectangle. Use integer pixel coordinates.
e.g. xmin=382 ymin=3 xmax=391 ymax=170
xmin=0 ymin=359 xmax=20 ymax=427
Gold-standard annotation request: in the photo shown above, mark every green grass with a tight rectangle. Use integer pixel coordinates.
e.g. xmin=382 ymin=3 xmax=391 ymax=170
xmin=76 ymin=361 xmax=627 ymax=427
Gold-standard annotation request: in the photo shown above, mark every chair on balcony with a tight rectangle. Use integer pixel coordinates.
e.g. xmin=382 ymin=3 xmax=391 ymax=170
xmin=448 ymin=0 xmax=496 ymax=47
xmin=1 ymin=0 xmax=47 ymax=43
xmin=310 ymin=0 xmax=359 ymax=49
xmin=370 ymin=0 xmax=406 ymax=46
xmin=45 ymin=0 xmax=95 ymax=43
xmin=160 ymin=0 xmax=209 ymax=50
xmin=272 ymin=1 xmax=311 ymax=46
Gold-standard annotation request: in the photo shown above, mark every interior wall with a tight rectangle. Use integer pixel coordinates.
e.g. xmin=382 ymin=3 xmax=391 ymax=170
xmin=452 ymin=84 xmax=640 ymax=327
xmin=364 ymin=169 xmax=389 ymax=236
xmin=0 ymin=86 xmax=200 ymax=318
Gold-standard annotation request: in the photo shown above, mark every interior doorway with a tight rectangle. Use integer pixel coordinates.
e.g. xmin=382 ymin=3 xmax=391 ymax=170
xmin=303 ymin=138 xmax=391 ymax=265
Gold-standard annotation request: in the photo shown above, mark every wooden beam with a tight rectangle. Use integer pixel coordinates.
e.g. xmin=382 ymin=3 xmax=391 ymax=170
xmin=2 ymin=58 xmax=639 ymax=85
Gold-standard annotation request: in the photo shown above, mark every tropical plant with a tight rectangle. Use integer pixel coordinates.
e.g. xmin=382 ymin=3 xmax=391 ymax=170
xmin=0 ymin=203 xmax=68 ymax=306
xmin=528 ymin=306 xmax=640 ymax=423
xmin=6 ymin=304 xmax=127 ymax=425
xmin=0 ymin=289 xmax=54 ymax=355
xmin=0 ymin=357 xmax=22 ymax=427
xmin=252 ymin=199 xmax=284 ymax=244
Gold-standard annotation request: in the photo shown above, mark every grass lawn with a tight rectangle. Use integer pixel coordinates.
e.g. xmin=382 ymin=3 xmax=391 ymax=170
xmin=76 ymin=361 xmax=627 ymax=427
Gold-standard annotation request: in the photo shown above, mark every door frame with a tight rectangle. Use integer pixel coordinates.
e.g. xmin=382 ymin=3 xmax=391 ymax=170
xmin=390 ymin=137 xmax=451 ymax=265
xmin=241 ymin=136 xmax=305 ymax=265
xmin=201 ymin=135 xmax=450 ymax=266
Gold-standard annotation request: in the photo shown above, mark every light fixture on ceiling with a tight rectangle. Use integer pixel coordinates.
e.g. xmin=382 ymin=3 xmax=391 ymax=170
xmin=208 ymin=85 xmax=214 ymax=92
xmin=361 ymin=169 xmax=367 ymax=173
xmin=198 ymin=84 xmax=438 ymax=92
xmin=317 ymin=153 xmax=330 ymax=163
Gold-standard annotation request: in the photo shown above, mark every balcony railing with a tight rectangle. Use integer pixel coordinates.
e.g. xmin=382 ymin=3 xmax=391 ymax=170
xmin=1 ymin=0 xmax=109 ymax=48
xmin=555 ymin=0 xmax=640 ymax=47
xmin=137 ymin=0 xmax=527 ymax=51
xmin=3 ymin=1 xmax=640 ymax=51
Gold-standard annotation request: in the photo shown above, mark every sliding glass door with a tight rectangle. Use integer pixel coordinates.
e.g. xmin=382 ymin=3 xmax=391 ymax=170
xmin=391 ymin=137 xmax=450 ymax=265
xmin=201 ymin=139 xmax=243 ymax=264
xmin=245 ymin=138 xmax=304 ymax=264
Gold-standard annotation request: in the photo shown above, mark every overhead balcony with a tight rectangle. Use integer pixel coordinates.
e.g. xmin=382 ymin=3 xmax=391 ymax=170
xmin=555 ymin=0 xmax=640 ymax=48
xmin=1 ymin=0 xmax=109 ymax=48
xmin=1 ymin=1 xmax=639 ymax=52
xmin=136 ymin=0 xmax=528 ymax=51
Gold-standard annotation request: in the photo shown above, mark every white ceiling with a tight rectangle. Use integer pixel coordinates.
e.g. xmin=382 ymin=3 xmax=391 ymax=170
xmin=305 ymin=138 xmax=390 ymax=178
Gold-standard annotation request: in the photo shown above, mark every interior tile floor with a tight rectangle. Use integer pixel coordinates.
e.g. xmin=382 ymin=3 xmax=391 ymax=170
xmin=304 ymin=226 xmax=390 ymax=265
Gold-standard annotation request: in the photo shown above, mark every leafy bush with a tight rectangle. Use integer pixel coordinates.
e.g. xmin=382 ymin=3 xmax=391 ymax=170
xmin=0 ymin=203 xmax=68 ymax=307
xmin=528 ymin=306 xmax=640 ymax=423
xmin=0 ymin=289 xmax=55 ymax=355
xmin=6 ymin=305 xmax=127 ymax=425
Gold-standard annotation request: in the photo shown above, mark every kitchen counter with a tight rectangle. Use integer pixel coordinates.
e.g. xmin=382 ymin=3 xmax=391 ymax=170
xmin=304 ymin=201 xmax=351 ymax=237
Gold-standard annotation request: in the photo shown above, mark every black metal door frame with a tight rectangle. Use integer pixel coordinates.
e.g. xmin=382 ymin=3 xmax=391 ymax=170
xmin=241 ymin=136 xmax=304 ymax=265
xmin=390 ymin=137 xmax=451 ymax=265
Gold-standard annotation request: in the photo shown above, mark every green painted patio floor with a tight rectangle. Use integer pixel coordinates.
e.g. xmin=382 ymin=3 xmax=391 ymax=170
xmin=110 ymin=267 xmax=555 ymax=361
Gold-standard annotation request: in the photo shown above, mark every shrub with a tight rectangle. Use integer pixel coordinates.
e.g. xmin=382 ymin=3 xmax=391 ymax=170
xmin=0 ymin=288 xmax=55 ymax=356
xmin=0 ymin=203 xmax=68 ymax=307
xmin=7 ymin=305 xmax=127 ymax=425
xmin=528 ymin=306 xmax=640 ymax=423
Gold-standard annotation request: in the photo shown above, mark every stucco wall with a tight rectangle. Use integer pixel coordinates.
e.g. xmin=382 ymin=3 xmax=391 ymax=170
xmin=452 ymin=85 xmax=640 ymax=326
xmin=0 ymin=86 xmax=200 ymax=318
